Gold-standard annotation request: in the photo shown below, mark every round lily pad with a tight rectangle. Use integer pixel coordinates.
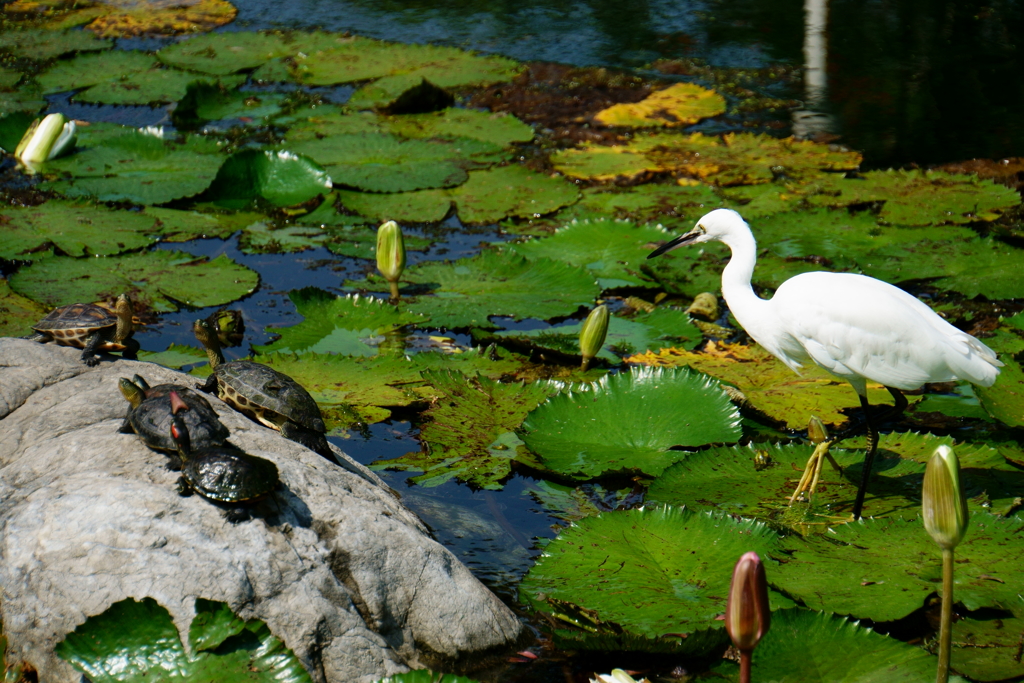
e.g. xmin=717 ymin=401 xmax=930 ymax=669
xmin=0 ymin=200 xmax=157 ymax=260
xmin=518 ymin=366 xmax=741 ymax=479
xmin=383 ymin=108 xmax=534 ymax=147
xmin=37 ymin=50 xmax=158 ymax=95
xmin=0 ymin=28 xmax=112 ymax=60
xmin=156 ymin=31 xmax=291 ymax=75
xmin=206 ymin=149 xmax=332 ymax=209
xmin=450 ymin=165 xmax=580 ymax=224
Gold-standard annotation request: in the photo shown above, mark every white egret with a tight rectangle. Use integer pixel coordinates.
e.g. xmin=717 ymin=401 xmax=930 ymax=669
xmin=648 ymin=208 xmax=1002 ymax=519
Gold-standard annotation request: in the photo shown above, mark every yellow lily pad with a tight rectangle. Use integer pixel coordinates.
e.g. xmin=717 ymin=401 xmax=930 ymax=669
xmin=10 ymin=0 xmax=237 ymax=38
xmin=626 ymin=341 xmax=896 ymax=429
xmin=594 ymin=82 xmax=726 ymax=128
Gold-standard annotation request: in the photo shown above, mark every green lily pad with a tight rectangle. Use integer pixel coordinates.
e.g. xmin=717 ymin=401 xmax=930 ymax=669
xmin=773 ymin=514 xmax=1024 ymax=623
xmin=376 ymin=369 xmax=558 ymax=489
xmin=947 ymin=607 xmax=1024 ymax=682
xmin=0 ymin=28 xmax=112 ymax=60
xmin=206 ymin=149 xmax=332 ymax=209
xmin=0 ymin=110 xmax=36 ymax=153
xmin=524 ymin=480 xmax=634 ymax=523
xmin=346 ymin=73 xmax=451 ymax=111
xmin=292 ymin=38 xmax=520 ymax=88
xmin=809 ymin=170 xmax=1021 ymax=225
xmin=0 ymin=89 xmax=46 ymax=115
xmin=173 ymin=82 xmax=286 ymax=127
xmin=0 ymin=200 xmax=157 ymax=260
xmin=44 ymin=127 xmax=226 ymax=205
xmin=575 ymin=182 xmax=724 ymax=228
xmin=156 ymin=31 xmax=291 ymax=75
xmin=142 ymin=207 xmax=240 ymax=241
xmin=323 ymin=224 xmax=432 ymax=260
xmin=85 ymin=70 xmax=246 ymax=107
xmin=449 ymin=165 xmax=580 ymax=224
xmin=520 ymin=506 xmax=784 ymax=642
xmin=506 ymin=219 xmax=670 ymax=288
xmin=710 ymin=609 xmax=962 ymax=683
xmin=137 ymin=343 xmax=209 ymax=370
xmin=383 ymin=108 xmax=534 ymax=147
xmin=626 ymin=342 xmax=895 ymax=430
xmin=55 ymin=597 xmax=312 ymax=683
xmin=238 ymin=222 xmax=330 ymax=254
xmin=518 ymin=366 xmax=741 ymax=479
xmin=977 ymin=354 xmax=1024 ymax=428
xmin=391 ymin=249 xmax=600 ymax=329
xmin=282 ymin=108 xmax=383 ymax=141
xmin=0 ymin=67 xmax=22 ymax=90
xmin=336 ymin=188 xmax=452 ymax=224
xmin=0 ymin=278 xmax=48 ymax=337
xmin=9 ymin=250 xmax=259 ymax=312
xmin=37 ymin=50 xmax=157 ymax=95
xmin=375 ymin=671 xmax=481 ymax=683
xmin=549 ymin=146 xmax=663 ymax=182
xmin=594 ymin=82 xmax=726 ymax=128
xmin=255 ymin=288 xmax=426 ymax=356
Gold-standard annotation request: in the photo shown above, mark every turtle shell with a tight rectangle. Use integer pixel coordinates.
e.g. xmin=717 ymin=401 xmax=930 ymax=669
xmin=182 ymin=446 xmax=279 ymax=504
xmin=126 ymin=384 xmax=229 ymax=453
xmin=33 ymin=303 xmax=118 ymax=348
xmin=214 ymin=360 xmax=326 ymax=434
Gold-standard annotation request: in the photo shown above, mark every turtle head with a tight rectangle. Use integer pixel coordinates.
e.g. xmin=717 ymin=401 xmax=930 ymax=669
xmin=114 ymin=293 xmax=134 ymax=341
xmin=193 ymin=318 xmax=225 ymax=369
xmin=118 ymin=377 xmax=145 ymax=408
xmin=170 ymin=393 xmax=192 ymax=458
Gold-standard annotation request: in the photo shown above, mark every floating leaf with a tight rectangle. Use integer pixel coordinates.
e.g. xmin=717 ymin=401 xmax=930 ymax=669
xmin=336 ymin=188 xmax=452 ymax=223
xmin=9 ymin=250 xmax=259 ymax=312
xmin=626 ymin=342 xmax=894 ymax=429
xmin=282 ymin=108 xmax=383 ymax=141
xmin=36 ymin=0 xmax=237 ymax=37
xmin=157 ymin=31 xmax=291 ymax=75
xmin=710 ymin=609 xmax=960 ymax=683
xmin=977 ymin=354 xmax=1024 ymax=428
xmin=0 ymin=278 xmax=47 ymax=337
xmin=0 ymin=27 xmax=112 ymax=60
xmin=773 ymin=514 xmax=1024 ymax=623
xmin=383 ymin=108 xmax=534 ymax=147
xmin=947 ymin=608 xmax=1024 ymax=682
xmin=550 ymin=146 xmax=663 ymax=182
xmin=173 ymin=81 xmax=286 ymax=127
xmin=375 ymin=671 xmax=482 ymax=683
xmin=206 ymin=149 xmax=332 ymax=209
xmin=594 ymin=82 xmax=726 ymax=128
xmin=506 ymin=219 xmax=669 ymax=288
xmin=37 ymin=50 xmax=157 ymax=95
xmin=44 ymin=127 xmax=226 ymax=204
xmin=392 ymin=249 xmax=600 ymax=329
xmin=377 ymin=369 xmax=558 ymax=489
xmin=572 ymin=182 xmax=723 ymax=228
xmin=449 ymin=165 xmax=580 ymax=224
xmin=520 ymin=507 xmax=784 ymax=643
xmin=143 ymin=206 xmax=239 ymax=241
xmin=346 ymin=74 xmax=453 ymax=112
xmin=0 ymin=200 xmax=157 ymax=260
xmin=55 ymin=597 xmax=312 ymax=683
xmin=256 ymin=288 xmax=426 ymax=356
xmin=519 ymin=366 xmax=741 ymax=479
xmin=137 ymin=343 xmax=209 ymax=370
xmin=237 ymin=222 xmax=330 ymax=254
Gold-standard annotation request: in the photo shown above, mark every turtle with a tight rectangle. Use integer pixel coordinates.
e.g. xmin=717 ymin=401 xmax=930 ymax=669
xmin=27 ymin=293 xmax=138 ymax=366
xmin=193 ymin=318 xmax=338 ymax=464
xmin=170 ymin=409 xmax=280 ymax=523
xmin=118 ymin=375 xmax=230 ymax=469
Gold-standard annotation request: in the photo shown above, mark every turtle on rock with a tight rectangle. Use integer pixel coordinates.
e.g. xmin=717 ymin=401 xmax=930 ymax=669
xmin=193 ymin=318 xmax=338 ymax=464
xmin=118 ymin=375 xmax=229 ymax=469
xmin=170 ymin=402 xmax=280 ymax=523
xmin=27 ymin=293 xmax=138 ymax=366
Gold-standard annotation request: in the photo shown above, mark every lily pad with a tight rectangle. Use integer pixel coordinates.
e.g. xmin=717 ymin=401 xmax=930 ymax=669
xmin=449 ymin=165 xmax=580 ymax=224
xmin=137 ymin=343 xmax=209 ymax=370
xmin=773 ymin=514 xmax=1024 ymax=623
xmin=0 ymin=200 xmax=157 ymax=260
xmin=506 ymin=219 xmax=670 ymax=288
xmin=346 ymin=74 xmax=453 ymax=112
xmin=947 ymin=608 xmax=1024 ymax=682
xmin=323 ymin=224 xmax=433 ymax=260
xmin=0 ymin=278 xmax=48 ymax=337
xmin=383 ymin=108 xmax=534 ymax=147
xmin=550 ymin=146 xmax=663 ymax=182
xmin=594 ymin=82 xmax=726 ymax=128
xmin=282 ymin=108 xmax=383 ymax=141
xmin=573 ymin=182 xmax=724 ymax=228
xmin=32 ymin=0 xmax=237 ymax=37
xmin=710 ymin=609 xmax=961 ymax=683
xmin=156 ymin=31 xmax=291 ymax=75
xmin=977 ymin=354 xmax=1024 ymax=428
xmin=55 ymin=596 xmax=311 ymax=683
xmin=238 ymin=223 xmax=331 ymax=254
xmin=336 ymin=188 xmax=452 ymax=224
xmin=625 ymin=342 xmax=894 ymax=429
xmin=9 ymin=250 xmax=259 ymax=312
xmin=37 ymin=50 xmax=158 ymax=95
xmin=44 ymin=127 xmax=226 ymax=205
xmin=0 ymin=27 xmax=112 ymax=60
xmin=173 ymin=81 xmax=287 ymax=127
xmin=206 ymin=149 xmax=332 ymax=209
xmin=392 ymin=249 xmax=600 ymax=329
xmin=143 ymin=207 xmax=239 ymax=241
xmin=256 ymin=288 xmax=426 ymax=356
xmin=518 ymin=366 xmax=741 ymax=479
xmin=375 ymin=672 xmax=481 ymax=683
xmin=377 ymin=369 xmax=558 ymax=489
xmin=520 ymin=506 xmax=784 ymax=642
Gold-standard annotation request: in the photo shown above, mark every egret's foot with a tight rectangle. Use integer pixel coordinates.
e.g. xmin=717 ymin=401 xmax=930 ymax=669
xmin=789 ymin=440 xmax=841 ymax=504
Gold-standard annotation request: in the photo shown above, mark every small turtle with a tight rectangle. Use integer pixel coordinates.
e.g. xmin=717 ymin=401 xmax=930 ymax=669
xmin=118 ymin=375 xmax=229 ymax=468
xmin=27 ymin=293 xmax=138 ymax=366
xmin=170 ymin=408 xmax=280 ymax=523
xmin=193 ymin=318 xmax=337 ymax=464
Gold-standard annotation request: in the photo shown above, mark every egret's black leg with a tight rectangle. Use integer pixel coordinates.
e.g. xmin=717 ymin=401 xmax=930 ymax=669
xmin=852 ymin=394 xmax=879 ymax=520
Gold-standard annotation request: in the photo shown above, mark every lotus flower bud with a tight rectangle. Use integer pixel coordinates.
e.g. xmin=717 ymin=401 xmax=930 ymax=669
xmin=807 ymin=415 xmax=828 ymax=444
xmin=923 ymin=445 xmax=969 ymax=550
xmin=376 ymin=220 xmax=406 ymax=300
xmin=590 ymin=670 xmax=649 ymax=683
xmin=15 ymin=113 xmax=75 ymax=164
xmin=725 ymin=551 xmax=771 ymax=652
xmin=579 ymin=304 xmax=609 ymax=370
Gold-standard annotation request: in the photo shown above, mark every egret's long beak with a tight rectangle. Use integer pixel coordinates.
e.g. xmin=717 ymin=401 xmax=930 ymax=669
xmin=647 ymin=225 xmax=704 ymax=259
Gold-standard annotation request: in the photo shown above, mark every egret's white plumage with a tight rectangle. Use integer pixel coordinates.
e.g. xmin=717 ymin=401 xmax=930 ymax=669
xmin=648 ymin=208 xmax=1002 ymax=518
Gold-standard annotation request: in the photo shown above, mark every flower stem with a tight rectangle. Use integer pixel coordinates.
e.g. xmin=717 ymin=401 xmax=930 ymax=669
xmin=937 ymin=547 xmax=954 ymax=683
xmin=388 ymin=280 xmax=401 ymax=301
xmin=739 ymin=650 xmax=752 ymax=683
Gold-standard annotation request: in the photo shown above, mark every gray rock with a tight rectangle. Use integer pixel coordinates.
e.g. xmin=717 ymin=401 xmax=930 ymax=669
xmin=0 ymin=339 xmax=523 ymax=682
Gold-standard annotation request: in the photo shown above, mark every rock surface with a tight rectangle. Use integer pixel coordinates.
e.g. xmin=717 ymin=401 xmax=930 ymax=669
xmin=0 ymin=338 xmax=523 ymax=682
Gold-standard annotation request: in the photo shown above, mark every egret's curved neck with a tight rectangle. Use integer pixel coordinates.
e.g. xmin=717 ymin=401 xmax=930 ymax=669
xmin=719 ymin=227 xmax=768 ymax=328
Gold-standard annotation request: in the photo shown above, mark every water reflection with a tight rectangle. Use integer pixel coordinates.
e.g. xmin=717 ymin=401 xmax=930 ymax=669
xmin=791 ymin=0 xmax=834 ymax=139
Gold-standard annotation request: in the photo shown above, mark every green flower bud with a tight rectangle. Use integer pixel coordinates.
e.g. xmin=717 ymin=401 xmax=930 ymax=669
xmin=579 ymin=304 xmax=609 ymax=370
xmin=15 ymin=113 xmax=71 ymax=164
xmin=725 ymin=551 xmax=771 ymax=653
xmin=807 ymin=415 xmax=828 ymax=444
xmin=376 ymin=220 xmax=406 ymax=300
xmin=923 ymin=445 xmax=969 ymax=550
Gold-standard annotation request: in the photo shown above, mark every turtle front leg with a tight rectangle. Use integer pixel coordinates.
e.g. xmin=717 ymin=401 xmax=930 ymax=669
xmin=198 ymin=373 xmax=218 ymax=395
xmin=281 ymin=422 xmax=340 ymax=465
xmin=120 ymin=337 xmax=140 ymax=361
xmin=222 ymin=507 xmax=252 ymax=524
xmin=176 ymin=476 xmax=194 ymax=496
xmin=81 ymin=330 xmax=105 ymax=366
